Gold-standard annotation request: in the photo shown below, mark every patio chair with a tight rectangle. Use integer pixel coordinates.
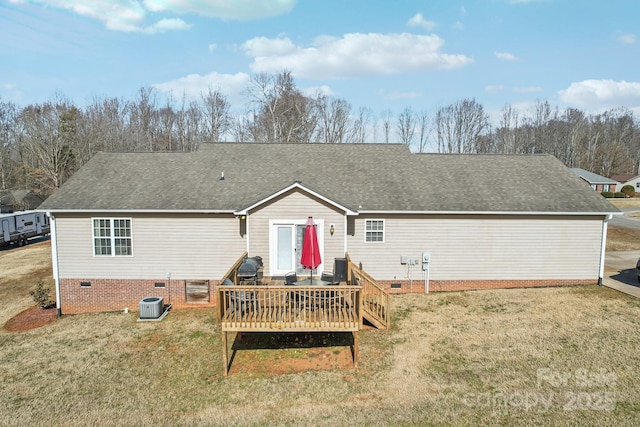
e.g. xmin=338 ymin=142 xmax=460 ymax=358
xmin=284 ymin=271 xmax=298 ymax=285
xmin=284 ymin=272 xmax=303 ymax=309
xmin=321 ymin=271 xmax=335 ymax=284
xmin=222 ymin=277 xmax=258 ymax=317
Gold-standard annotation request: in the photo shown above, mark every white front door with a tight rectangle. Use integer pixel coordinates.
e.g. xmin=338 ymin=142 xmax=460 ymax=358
xmin=269 ymin=220 xmax=324 ymax=276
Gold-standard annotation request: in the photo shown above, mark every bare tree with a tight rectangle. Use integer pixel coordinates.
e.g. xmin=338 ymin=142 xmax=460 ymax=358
xmin=348 ymin=107 xmax=372 ymax=144
xmin=157 ymin=99 xmax=177 ymax=151
xmin=229 ymin=114 xmax=254 ymax=143
xmin=494 ymin=104 xmax=520 ymax=154
xmin=18 ymin=98 xmax=79 ymax=194
xmin=435 ymin=98 xmax=490 ymax=153
xmin=314 ymin=94 xmax=351 ymax=143
xmin=129 ymin=87 xmax=159 ymax=151
xmin=201 ymin=88 xmax=231 ymax=142
xmin=381 ymin=109 xmax=392 ymax=144
xmin=0 ymin=99 xmax=19 ymax=190
xmin=416 ymin=110 xmax=430 ymax=153
xmin=396 ymin=107 xmax=416 ymax=147
xmin=246 ymin=71 xmax=317 ymax=143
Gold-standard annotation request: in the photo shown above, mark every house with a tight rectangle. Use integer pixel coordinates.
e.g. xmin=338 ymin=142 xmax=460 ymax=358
xmin=39 ymin=143 xmax=619 ymax=315
xmin=0 ymin=190 xmax=45 ymax=213
xmin=611 ymin=174 xmax=640 ymax=193
xmin=571 ymin=168 xmax=619 ymax=193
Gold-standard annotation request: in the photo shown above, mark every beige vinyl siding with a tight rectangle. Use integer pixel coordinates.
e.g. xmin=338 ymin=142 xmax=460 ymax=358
xmin=56 ymin=213 xmax=246 ymax=280
xmin=346 ymin=215 xmax=604 ymax=281
xmin=248 ymin=190 xmax=345 ymax=276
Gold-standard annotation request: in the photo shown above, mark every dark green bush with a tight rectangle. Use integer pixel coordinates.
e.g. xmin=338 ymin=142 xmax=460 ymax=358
xmin=621 ymin=185 xmax=635 ymax=198
xmin=601 ymin=191 xmax=614 ymax=198
xmin=614 ymin=192 xmax=626 ymax=198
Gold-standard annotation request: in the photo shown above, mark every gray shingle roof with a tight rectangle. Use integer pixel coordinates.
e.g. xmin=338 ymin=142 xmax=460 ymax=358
xmin=571 ymin=168 xmax=619 ymax=184
xmin=39 ymin=142 xmax=618 ymax=214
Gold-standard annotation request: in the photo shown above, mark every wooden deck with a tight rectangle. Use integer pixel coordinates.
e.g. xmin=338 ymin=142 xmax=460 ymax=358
xmin=218 ymin=285 xmax=361 ymax=375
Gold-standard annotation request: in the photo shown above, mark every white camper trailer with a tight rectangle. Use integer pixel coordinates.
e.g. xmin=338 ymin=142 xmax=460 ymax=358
xmin=0 ymin=211 xmax=50 ymax=246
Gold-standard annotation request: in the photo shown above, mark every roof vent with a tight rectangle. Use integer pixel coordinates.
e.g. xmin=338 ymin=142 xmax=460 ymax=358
xmin=139 ymin=297 xmax=163 ymax=319
xmin=220 ymin=171 xmax=225 ymax=180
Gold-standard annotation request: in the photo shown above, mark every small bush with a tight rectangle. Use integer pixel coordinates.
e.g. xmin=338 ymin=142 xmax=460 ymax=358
xmin=30 ymin=280 xmax=52 ymax=309
xmin=614 ymin=192 xmax=626 ymax=198
xmin=601 ymin=191 xmax=614 ymax=198
xmin=621 ymin=185 xmax=635 ymax=198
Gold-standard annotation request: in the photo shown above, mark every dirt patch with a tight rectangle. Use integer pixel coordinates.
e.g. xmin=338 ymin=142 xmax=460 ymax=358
xmin=225 ymin=332 xmax=356 ymax=376
xmin=4 ymin=305 xmax=58 ymax=332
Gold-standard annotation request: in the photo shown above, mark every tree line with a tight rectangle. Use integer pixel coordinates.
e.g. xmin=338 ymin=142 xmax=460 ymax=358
xmin=1 ymin=71 xmax=639 ymax=197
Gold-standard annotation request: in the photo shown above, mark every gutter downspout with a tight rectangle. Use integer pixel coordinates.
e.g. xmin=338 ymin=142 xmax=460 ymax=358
xmin=598 ymin=214 xmax=612 ymax=286
xmin=47 ymin=212 xmax=62 ymax=317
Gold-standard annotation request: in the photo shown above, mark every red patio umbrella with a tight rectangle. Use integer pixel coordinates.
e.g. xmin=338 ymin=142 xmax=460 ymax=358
xmin=300 ymin=217 xmax=322 ymax=280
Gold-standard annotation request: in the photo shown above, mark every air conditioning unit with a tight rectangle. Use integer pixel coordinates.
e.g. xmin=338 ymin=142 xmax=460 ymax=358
xmin=139 ymin=297 xmax=164 ymax=319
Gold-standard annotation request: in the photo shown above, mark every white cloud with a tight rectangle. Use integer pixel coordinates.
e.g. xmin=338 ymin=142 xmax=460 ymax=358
xmin=378 ymin=89 xmax=423 ymax=100
xmin=559 ymin=79 xmax=640 ymax=106
xmin=495 ymin=52 xmax=517 ymax=61
xmin=618 ymin=33 xmax=636 ymax=44
xmin=142 ymin=18 xmax=191 ymax=34
xmin=142 ymin=0 xmax=296 ymax=20
xmin=302 ymin=85 xmax=334 ymax=98
xmin=513 ymin=86 xmax=542 ymax=93
xmin=14 ymin=0 xmax=295 ymax=33
xmin=485 ymin=85 xmax=504 ymax=93
xmin=153 ymin=71 xmax=251 ymax=105
xmin=407 ymin=13 xmax=437 ymax=31
xmin=243 ymin=33 xmax=473 ymax=79
xmin=208 ymin=43 xmax=217 ymax=53
xmin=0 ymin=82 xmax=23 ymax=103
xmin=452 ymin=21 xmax=464 ymax=31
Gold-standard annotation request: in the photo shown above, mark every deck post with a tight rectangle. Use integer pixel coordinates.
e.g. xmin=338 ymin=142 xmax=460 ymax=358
xmin=222 ymin=331 xmax=228 ymax=376
xmin=352 ymin=331 xmax=359 ymax=368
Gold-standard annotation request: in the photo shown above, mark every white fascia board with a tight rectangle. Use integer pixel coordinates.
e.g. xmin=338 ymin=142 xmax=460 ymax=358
xmin=234 ymin=182 xmax=358 ymax=216
xmin=40 ymin=209 xmax=235 ymax=214
xmin=356 ymin=210 xmax=622 ymax=216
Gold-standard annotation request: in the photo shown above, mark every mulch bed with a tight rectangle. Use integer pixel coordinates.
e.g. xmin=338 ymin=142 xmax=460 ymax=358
xmin=4 ymin=305 xmax=58 ymax=332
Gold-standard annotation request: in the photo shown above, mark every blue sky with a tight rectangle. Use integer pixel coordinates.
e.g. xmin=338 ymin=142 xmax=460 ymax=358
xmin=2 ymin=0 xmax=639 ymax=122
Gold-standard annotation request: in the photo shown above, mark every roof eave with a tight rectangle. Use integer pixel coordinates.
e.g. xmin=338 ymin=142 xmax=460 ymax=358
xmin=356 ymin=210 xmax=621 ymax=216
xmin=234 ymin=182 xmax=358 ymax=216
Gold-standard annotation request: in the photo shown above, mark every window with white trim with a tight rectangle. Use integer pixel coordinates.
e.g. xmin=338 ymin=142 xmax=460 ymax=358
xmin=365 ymin=219 xmax=384 ymax=243
xmin=92 ymin=218 xmax=132 ymax=256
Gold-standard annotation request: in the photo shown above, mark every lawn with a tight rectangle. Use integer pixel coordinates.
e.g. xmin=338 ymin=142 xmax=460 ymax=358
xmin=1 ymin=241 xmax=640 ymax=426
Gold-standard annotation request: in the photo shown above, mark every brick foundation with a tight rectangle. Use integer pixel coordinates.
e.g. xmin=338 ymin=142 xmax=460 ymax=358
xmin=60 ymin=278 xmax=220 ymax=314
xmin=59 ymin=277 xmax=599 ymax=314
xmin=378 ymin=278 xmax=598 ymax=294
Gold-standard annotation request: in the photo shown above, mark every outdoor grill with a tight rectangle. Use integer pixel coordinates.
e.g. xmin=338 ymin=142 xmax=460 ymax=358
xmin=238 ymin=256 xmax=263 ymax=283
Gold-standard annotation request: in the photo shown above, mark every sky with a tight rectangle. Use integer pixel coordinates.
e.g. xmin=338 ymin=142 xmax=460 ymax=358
xmin=1 ymin=0 xmax=640 ymax=124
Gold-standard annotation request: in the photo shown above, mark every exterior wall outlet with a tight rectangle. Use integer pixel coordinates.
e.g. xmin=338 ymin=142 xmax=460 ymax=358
xmin=401 ymin=256 xmax=407 ymax=264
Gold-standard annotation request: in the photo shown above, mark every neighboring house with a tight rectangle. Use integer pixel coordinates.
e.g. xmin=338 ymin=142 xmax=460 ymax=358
xmin=571 ymin=168 xmax=619 ymax=193
xmin=39 ymin=143 xmax=619 ymax=315
xmin=0 ymin=190 xmax=44 ymax=213
xmin=611 ymin=174 xmax=640 ymax=192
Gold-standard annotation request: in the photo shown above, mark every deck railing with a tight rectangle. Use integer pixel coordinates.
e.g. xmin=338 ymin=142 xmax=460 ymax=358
xmin=345 ymin=255 xmax=390 ymax=330
xmin=219 ymin=252 xmax=248 ymax=286
xmin=218 ymin=285 xmax=361 ymax=332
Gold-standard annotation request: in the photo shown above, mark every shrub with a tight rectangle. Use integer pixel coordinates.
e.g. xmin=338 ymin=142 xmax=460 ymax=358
xmin=30 ymin=280 xmax=52 ymax=309
xmin=614 ymin=192 xmax=626 ymax=198
xmin=621 ymin=185 xmax=635 ymax=198
xmin=601 ymin=191 xmax=614 ymax=198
